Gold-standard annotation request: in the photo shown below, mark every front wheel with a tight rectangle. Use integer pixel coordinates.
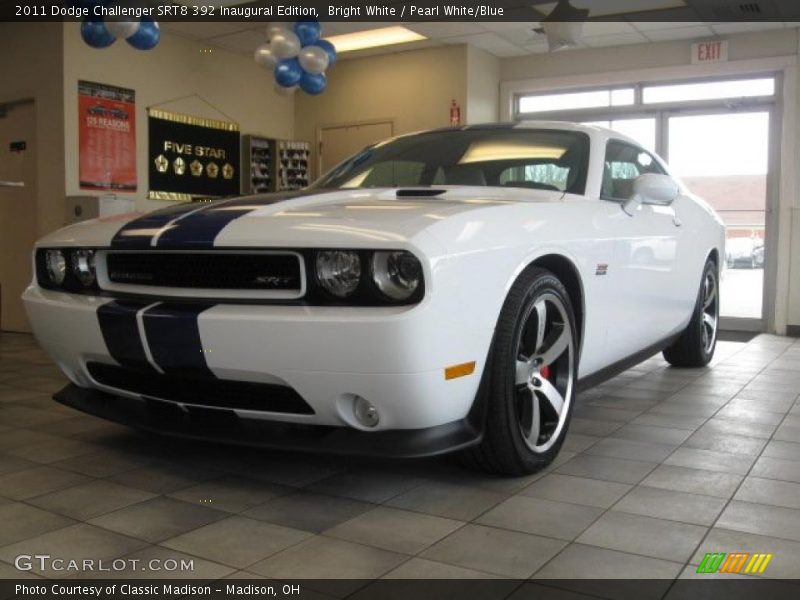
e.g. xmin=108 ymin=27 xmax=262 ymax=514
xmin=462 ymin=267 xmax=578 ymax=476
xmin=663 ymin=259 xmax=719 ymax=368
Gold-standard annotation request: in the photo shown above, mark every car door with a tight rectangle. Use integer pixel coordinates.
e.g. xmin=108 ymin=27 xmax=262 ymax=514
xmin=602 ymin=141 xmax=684 ymax=359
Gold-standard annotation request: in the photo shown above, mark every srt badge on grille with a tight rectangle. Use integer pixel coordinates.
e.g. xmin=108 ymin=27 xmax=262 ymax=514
xmin=253 ymin=275 xmax=296 ymax=288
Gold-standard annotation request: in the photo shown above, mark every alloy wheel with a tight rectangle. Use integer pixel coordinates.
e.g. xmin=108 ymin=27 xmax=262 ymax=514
xmin=514 ymin=292 xmax=575 ymax=453
xmin=702 ymin=269 xmax=719 ymax=354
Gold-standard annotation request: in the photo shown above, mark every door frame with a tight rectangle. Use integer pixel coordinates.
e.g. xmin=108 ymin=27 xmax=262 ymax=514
xmin=660 ymin=101 xmax=780 ymax=333
xmin=316 ymin=118 xmax=395 ymax=179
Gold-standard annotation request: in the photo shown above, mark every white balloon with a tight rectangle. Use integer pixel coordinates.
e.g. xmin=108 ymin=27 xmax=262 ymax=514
xmin=254 ymin=43 xmax=277 ymax=68
xmin=104 ymin=1 xmax=142 ymax=39
xmin=267 ymin=23 xmax=290 ymax=41
xmin=270 ymin=30 xmax=301 ymax=60
xmin=274 ymin=83 xmax=298 ymax=96
xmin=298 ymin=45 xmax=329 ymax=75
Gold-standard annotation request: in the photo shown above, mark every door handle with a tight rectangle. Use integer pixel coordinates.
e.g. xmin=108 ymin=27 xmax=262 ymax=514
xmin=0 ymin=181 xmax=25 ymax=188
xmin=673 ymin=215 xmax=682 ymax=227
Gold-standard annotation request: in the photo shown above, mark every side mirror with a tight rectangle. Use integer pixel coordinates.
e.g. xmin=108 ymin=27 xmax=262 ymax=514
xmin=633 ymin=173 xmax=679 ymax=206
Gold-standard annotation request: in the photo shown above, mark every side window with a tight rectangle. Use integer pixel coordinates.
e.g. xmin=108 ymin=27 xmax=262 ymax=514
xmin=499 ymin=164 xmax=570 ymax=191
xmin=602 ymin=141 xmax=665 ymax=201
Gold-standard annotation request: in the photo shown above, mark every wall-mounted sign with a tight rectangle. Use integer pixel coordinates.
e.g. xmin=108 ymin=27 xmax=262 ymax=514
xmin=78 ymin=80 xmax=137 ymax=192
xmin=691 ymin=40 xmax=728 ymax=65
xmin=148 ymin=109 xmax=240 ymax=202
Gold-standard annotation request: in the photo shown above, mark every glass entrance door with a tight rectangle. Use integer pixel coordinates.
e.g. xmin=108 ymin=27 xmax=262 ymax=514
xmin=666 ymin=111 xmax=770 ymax=327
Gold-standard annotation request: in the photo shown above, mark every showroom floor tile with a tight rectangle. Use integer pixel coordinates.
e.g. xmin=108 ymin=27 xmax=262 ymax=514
xmin=0 ymin=331 xmax=799 ymax=582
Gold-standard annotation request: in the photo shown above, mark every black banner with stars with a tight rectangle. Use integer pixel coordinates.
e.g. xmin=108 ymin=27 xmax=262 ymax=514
xmin=147 ymin=109 xmax=240 ymax=202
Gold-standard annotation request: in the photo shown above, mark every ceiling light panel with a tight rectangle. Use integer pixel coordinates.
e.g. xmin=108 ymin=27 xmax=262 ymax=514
xmin=325 ymin=27 xmax=427 ymax=53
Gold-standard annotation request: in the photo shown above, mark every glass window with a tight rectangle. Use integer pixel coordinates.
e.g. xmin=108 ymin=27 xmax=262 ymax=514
xmin=582 ymin=119 xmax=657 ymax=153
xmin=499 ymin=164 xmax=570 ymax=191
xmin=519 ymin=87 xmax=635 ymax=114
xmin=643 ymin=78 xmax=774 ymax=104
xmin=314 ymin=129 xmax=592 ymax=194
xmin=602 ymin=141 xmax=665 ymax=200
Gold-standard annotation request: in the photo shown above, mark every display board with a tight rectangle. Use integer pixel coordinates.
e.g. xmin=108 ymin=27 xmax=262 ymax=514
xmin=147 ymin=109 xmax=240 ymax=202
xmin=78 ymin=80 xmax=137 ymax=192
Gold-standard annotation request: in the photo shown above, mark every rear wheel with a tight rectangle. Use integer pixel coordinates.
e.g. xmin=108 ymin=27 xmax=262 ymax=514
xmin=663 ymin=259 xmax=719 ymax=368
xmin=463 ymin=267 xmax=577 ymax=475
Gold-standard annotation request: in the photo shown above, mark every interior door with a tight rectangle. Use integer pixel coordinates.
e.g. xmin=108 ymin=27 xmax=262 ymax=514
xmin=666 ymin=110 xmax=770 ymax=330
xmin=0 ymin=101 xmax=37 ymax=333
xmin=319 ymin=121 xmax=393 ymax=178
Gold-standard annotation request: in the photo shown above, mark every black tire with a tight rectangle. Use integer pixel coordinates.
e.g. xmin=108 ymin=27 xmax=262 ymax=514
xmin=663 ymin=259 xmax=719 ymax=368
xmin=462 ymin=267 xmax=578 ymax=476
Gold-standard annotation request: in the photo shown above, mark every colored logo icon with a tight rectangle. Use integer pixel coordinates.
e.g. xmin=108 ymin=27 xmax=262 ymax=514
xmin=696 ymin=552 xmax=773 ymax=574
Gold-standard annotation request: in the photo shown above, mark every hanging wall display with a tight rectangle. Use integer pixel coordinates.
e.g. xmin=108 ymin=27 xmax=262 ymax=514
xmin=147 ymin=109 xmax=240 ymax=201
xmin=78 ymin=80 xmax=137 ymax=192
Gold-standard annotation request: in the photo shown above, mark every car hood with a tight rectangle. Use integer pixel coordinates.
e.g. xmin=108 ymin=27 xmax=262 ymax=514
xmin=38 ymin=186 xmax=566 ymax=249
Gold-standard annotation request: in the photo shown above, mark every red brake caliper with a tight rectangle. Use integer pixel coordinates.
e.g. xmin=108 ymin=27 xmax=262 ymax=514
xmin=540 ymin=364 xmax=552 ymax=381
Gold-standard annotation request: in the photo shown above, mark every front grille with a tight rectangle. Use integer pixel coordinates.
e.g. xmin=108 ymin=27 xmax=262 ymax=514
xmin=104 ymin=252 xmax=302 ymax=291
xmin=87 ymin=362 xmax=314 ymax=415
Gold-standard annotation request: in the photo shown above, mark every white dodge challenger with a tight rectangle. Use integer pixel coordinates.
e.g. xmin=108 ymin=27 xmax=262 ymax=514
xmin=23 ymin=122 xmax=724 ymax=475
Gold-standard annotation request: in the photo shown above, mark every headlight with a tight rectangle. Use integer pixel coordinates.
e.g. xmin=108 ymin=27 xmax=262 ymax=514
xmin=315 ymin=250 xmax=361 ymax=298
xmin=71 ymin=249 xmax=96 ymax=287
xmin=371 ymin=251 xmax=422 ymax=301
xmin=44 ymin=250 xmax=66 ymax=285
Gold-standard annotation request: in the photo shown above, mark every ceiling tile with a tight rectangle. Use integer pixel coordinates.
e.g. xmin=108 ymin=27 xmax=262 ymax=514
xmin=709 ymin=21 xmax=786 ymax=35
xmin=205 ymin=29 xmax=266 ymax=54
xmin=643 ymin=25 xmax=714 ymax=41
xmin=443 ymin=33 xmax=529 ymax=57
xmin=161 ymin=21 xmax=254 ymax=40
xmin=631 ymin=21 xmax=707 ymax=30
xmin=405 ymin=22 xmax=486 ymax=39
xmin=582 ymin=22 xmax=637 ymax=36
xmin=582 ymin=32 xmax=649 ymax=47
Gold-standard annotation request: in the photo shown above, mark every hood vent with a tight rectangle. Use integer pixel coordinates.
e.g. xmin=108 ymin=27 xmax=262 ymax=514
xmin=396 ymin=189 xmax=447 ymax=198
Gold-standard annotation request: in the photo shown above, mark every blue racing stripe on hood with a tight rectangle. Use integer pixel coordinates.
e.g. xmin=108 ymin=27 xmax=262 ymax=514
xmin=110 ymin=202 xmax=206 ymax=249
xmin=153 ymin=191 xmax=314 ymax=249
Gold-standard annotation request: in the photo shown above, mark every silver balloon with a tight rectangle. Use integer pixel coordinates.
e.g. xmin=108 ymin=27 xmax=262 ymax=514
xmin=298 ymin=45 xmax=329 ymax=75
xmin=274 ymin=83 xmax=298 ymax=96
xmin=254 ymin=43 xmax=277 ymax=68
xmin=270 ymin=30 xmax=301 ymax=60
xmin=267 ymin=23 xmax=290 ymax=41
xmin=104 ymin=1 xmax=142 ymax=39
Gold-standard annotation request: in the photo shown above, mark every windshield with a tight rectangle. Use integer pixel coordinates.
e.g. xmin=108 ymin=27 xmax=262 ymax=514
xmin=312 ymin=128 xmax=591 ymax=195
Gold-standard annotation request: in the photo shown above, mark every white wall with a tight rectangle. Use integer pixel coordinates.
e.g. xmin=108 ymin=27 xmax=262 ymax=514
xmin=466 ymin=46 xmax=500 ymax=124
xmin=498 ymin=28 xmax=800 ymax=335
xmin=295 ymin=45 xmax=468 ymax=179
xmin=62 ymin=24 xmax=295 ymax=212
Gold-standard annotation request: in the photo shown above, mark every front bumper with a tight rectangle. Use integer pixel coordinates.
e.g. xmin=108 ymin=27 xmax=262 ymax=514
xmin=23 ymin=286 xmax=491 ymax=431
xmin=54 ymin=384 xmax=481 ymax=458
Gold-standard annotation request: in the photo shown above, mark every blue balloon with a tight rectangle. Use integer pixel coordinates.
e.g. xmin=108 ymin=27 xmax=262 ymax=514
xmin=294 ymin=18 xmax=321 ymax=46
xmin=80 ymin=19 xmax=116 ymax=49
xmin=299 ymin=72 xmax=327 ymax=95
xmin=126 ymin=17 xmax=160 ymax=50
xmin=275 ymin=58 xmax=303 ymax=87
xmin=315 ymin=39 xmax=337 ymax=67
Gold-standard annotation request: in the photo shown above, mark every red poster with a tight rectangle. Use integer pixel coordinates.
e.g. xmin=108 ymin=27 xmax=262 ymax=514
xmin=78 ymin=80 xmax=136 ymax=191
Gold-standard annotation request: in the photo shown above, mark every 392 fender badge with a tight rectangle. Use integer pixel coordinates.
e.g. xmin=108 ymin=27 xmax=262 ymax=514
xmin=596 ymin=263 xmax=608 ymax=276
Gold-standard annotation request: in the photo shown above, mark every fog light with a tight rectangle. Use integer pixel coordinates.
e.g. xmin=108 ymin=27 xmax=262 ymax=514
xmin=353 ymin=396 xmax=379 ymax=428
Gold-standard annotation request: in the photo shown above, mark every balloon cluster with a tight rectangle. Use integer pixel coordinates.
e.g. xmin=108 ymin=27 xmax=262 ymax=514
xmin=78 ymin=1 xmax=160 ymax=51
xmin=254 ymin=19 xmax=337 ymax=96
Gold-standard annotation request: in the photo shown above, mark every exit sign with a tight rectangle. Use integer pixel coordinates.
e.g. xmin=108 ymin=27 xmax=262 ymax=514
xmin=692 ymin=40 xmax=728 ymax=64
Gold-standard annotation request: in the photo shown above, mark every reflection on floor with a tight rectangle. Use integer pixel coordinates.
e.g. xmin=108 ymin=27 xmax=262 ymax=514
xmin=1 ymin=332 xmax=800 ymax=586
